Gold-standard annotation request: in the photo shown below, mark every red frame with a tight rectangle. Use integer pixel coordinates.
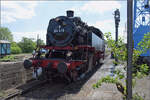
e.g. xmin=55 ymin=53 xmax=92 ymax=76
xmin=32 ymin=45 xmax=104 ymax=70
xmin=32 ymin=59 xmax=86 ymax=70
xmin=40 ymin=45 xmax=95 ymax=51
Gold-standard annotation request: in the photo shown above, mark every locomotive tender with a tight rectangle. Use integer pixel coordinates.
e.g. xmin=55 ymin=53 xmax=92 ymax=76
xmin=24 ymin=10 xmax=105 ymax=82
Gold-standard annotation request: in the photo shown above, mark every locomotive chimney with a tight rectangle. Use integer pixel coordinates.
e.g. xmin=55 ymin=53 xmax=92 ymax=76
xmin=66 ymin=10 xmax=74 ymax=17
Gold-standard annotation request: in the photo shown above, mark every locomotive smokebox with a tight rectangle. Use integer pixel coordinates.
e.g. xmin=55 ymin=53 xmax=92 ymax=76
xmin=66 ymin=10 xmax=74 ymax=17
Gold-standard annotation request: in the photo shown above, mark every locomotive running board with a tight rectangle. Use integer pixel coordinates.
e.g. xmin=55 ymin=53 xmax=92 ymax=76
xmin=40 ymin=45 xmax=95 ymax=51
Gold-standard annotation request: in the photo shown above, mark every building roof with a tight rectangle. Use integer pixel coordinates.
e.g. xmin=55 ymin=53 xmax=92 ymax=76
xmin=0 ymin=40 xmax=11 ymax=44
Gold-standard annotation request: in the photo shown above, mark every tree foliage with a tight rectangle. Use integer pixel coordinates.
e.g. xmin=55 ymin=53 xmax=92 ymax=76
xmin=11 ymin=42 xmax=22 ymax=54
xmin=18 ymin=37 xmax=36 ymax=53
xmin=0 ymin=27 xmax=13 ymax=41
xmin=37 ymin=39 xmax=45 ymax=46
xmin=137 ymin=32 xmax=150 ymax=53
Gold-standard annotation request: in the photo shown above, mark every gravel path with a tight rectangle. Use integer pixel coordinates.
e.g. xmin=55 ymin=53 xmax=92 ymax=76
xmin=57 ymin=55 xmax=123 ymax=100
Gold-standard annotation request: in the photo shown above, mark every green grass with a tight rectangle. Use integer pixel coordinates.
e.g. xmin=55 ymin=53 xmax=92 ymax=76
xmin=0 ymin=53 xmax=32 ymax=62
xmin=11 ymin=53 xmax=31 ymax=56
xmin=0 ymin=91 xmax=5 ymax=97
xmin=0 ymin=55 xmax=15 ymax=62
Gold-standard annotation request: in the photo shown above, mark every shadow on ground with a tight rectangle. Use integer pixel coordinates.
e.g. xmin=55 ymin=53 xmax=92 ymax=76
xmin=18 ymin=63 xmax=104 ymax=100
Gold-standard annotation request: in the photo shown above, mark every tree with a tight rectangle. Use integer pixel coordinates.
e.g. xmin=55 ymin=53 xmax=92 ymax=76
xmin=37 ymin=39 xmax=45 ymax=46
xmin=0 ymin=27 xmax=13 ymax=41
xmin=11 ymin=42 xmax=22 ymax=54
xmin=18 ymin=37 xmax=36 ymax=53
xmin=93 ymin=32 xmax=149 ymax=100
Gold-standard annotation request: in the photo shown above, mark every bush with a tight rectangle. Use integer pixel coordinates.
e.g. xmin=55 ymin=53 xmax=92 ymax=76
xmin=11 ymin=46 xmax=22 ymax=54
xmin=18 ymin=37 xmax=36 ymax=53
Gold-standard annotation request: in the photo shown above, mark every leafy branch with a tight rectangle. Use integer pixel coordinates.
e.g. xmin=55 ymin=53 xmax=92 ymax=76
xmin=93 ymin=32 xmax=150 ymax=100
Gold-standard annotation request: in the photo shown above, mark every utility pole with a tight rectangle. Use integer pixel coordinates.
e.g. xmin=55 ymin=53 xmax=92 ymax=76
xmin=127 ymin=0 xmax=133 ymax=100
xmin=114 ymin=9 xmax=120 ymax=64
xmin=37 ymin=34 xmax=39 ymax=47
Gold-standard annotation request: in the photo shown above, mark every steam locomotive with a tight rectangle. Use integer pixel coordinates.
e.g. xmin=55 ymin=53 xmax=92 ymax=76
xmin=24 ymin=11 xmax=105 ymax=82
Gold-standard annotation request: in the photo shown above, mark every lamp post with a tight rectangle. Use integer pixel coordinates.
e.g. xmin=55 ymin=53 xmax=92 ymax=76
xmin=144 ymin=0 xmax=150 ymax=8
xmin=114 ymin=9 xmax=120 ymax=64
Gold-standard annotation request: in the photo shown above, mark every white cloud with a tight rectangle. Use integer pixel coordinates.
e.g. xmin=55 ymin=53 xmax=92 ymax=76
xmin=69 ymin=7 xmax=82 ymax=15
xmin=90 ymin=19 xmax=126 ymax=42
xmin=90 ymin=19 xmax=115 ymax=33
xmin=77 ymin=1 xmax=121 ymax=15
xmin=1 ymin=1 xmax=38 ymax=23
xmin=12 ymin=30 xmax=46 ymax=43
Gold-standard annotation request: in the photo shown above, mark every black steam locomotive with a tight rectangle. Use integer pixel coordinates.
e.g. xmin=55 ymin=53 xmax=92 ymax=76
xmin=24 ymin=11 xmax=105 ymax=82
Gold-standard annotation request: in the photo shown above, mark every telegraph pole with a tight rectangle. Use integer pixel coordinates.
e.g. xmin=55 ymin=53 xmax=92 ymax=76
xmin=127 ymin=0 xmax=133 ymax=100
xmin=37 ymin=34 xmax=39 ymax=47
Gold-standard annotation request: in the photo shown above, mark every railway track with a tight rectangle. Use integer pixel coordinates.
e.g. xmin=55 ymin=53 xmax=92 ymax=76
xmin=0 ymin=77 xmax=81 ymax=100
xmin=1 ymin=80 xmax=47 ymax=100
xmin=1 ymin=71 xmax=94 ymax=100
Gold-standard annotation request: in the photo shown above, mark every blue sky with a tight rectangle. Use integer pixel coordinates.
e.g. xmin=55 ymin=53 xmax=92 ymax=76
xmin=1 ymin=1 xmax=127 ymax=43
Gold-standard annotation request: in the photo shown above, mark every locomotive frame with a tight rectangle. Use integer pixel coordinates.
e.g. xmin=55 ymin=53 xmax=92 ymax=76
xmin=24 ymin=45 xmax=105 ymax=82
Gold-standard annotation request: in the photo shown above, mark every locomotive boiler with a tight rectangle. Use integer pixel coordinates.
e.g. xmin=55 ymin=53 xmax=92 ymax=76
xmin=24 ymin=10 xmax=105 ymax=83
xmin=47 ymin=10 xmax=104 ymax=47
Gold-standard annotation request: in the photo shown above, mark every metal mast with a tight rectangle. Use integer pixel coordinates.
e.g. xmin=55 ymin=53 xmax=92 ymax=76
xmin=133 ymin=0 xmax=150 ymax=56
xmin=127 ymin=0 xmax=133 ymax=99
